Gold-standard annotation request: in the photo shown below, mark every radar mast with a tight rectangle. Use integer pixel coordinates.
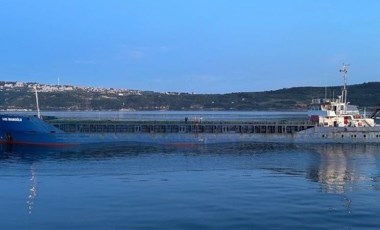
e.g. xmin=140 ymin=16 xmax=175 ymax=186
xmin=339 ymin=63 xmax=350 ymax=113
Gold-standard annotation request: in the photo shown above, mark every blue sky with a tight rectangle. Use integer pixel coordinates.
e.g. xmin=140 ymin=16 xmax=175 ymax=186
xmin=1 ymin=0 xmax=380 ymax=93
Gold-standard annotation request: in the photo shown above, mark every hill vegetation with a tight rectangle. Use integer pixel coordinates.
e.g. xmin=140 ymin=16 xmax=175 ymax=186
xmin=1 ymin=81 xmax=380 ymax=111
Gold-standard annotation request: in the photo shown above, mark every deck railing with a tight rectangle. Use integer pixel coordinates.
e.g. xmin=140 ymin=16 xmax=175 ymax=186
xmin=47 ymin=119 xmax=316 ymax=135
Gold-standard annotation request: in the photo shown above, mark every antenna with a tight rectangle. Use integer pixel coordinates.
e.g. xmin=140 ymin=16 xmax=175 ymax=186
xmin=339 ymin=63 xmax=350 ymax=112
xmin=34 ymin=86 xmax=41 ymax=119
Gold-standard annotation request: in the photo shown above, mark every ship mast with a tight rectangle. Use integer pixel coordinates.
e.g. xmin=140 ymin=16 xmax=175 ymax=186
xmin=34 ymin=86 xmax=41 ymax=119
xmin=339 ymin=63 xmax=349 ymax=113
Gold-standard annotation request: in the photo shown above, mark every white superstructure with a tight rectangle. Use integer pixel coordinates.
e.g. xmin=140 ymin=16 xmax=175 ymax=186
xmin=307 ymin=64 xmax=375 ymax=128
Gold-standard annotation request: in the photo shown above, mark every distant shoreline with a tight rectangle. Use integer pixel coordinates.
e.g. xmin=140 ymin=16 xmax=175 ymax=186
xmin=1 ymin=81 xmax=380 ymax=111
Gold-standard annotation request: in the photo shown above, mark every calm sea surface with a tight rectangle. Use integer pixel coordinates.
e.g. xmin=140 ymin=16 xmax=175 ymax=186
xmin=1 ymin=112 xmax=380 ymax=229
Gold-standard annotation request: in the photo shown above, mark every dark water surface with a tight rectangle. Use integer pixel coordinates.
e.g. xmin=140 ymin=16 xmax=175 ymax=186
xmin=1 ymin=143 xmax=380 ymax=229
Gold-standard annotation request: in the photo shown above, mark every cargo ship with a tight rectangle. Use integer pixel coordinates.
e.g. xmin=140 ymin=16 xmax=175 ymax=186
xmin=1 ymin=65 xmax=380 ymax=146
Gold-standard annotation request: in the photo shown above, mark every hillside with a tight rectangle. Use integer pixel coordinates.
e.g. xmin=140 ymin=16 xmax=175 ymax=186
xmin=1 ymin=81 xmax=380 ymax=111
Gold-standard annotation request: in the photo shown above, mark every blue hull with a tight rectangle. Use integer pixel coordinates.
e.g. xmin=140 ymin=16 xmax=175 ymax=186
xmin=0 ymin=114 xmax=274 ymax=146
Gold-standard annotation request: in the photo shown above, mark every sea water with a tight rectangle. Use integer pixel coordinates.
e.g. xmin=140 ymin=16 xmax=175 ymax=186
xmin=0 ymin=112 xmax=380 ymax=229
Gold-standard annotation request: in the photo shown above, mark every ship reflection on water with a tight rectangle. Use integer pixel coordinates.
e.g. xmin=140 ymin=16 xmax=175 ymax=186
xmin=27 ymin=163 xmax=37 ymax=214
xmin=1 ymin=143 xmax=380 ymax=194
xmin=306 ymin=144 xmax=380 ymax=194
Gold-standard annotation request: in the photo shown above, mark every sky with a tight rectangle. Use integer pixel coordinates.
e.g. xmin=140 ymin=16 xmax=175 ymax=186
xmin=1 ymin=0 xmax=380 ymax=93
